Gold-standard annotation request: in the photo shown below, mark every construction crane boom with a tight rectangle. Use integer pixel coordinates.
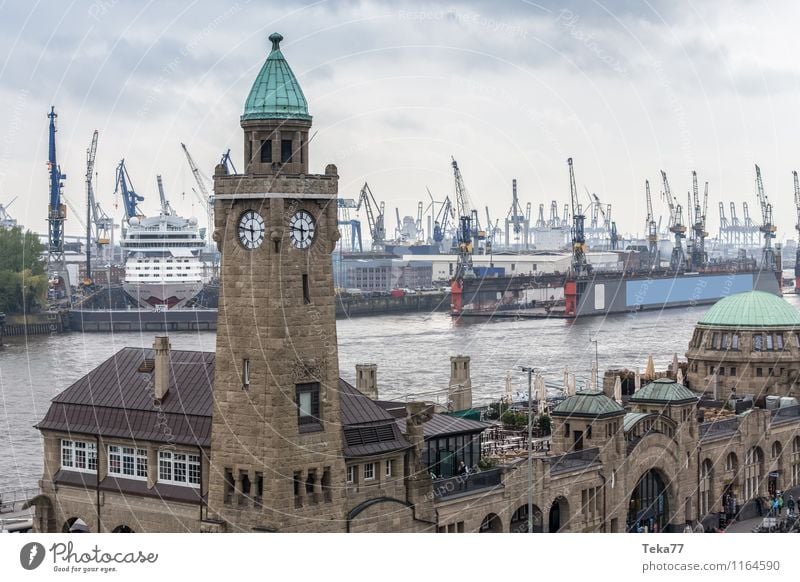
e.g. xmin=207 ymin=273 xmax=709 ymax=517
xmin=180 ymin=142 xmax=214 ymax=237
xmin=567 ymin=158 xmax=589 ymax=275
xmin=114 ymin=160 xmax=144 ymax=222
xmin=356 ymin=182 xmax=385 ymax=250
xmin=755 ymin=164 xmax=776 ymax=269
xmin=85 ymin=130 xmax=98 ymax=283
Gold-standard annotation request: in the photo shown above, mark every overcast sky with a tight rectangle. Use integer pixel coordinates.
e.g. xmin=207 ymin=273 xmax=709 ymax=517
xmin=1 ymin=0 xmax=799 ymax=243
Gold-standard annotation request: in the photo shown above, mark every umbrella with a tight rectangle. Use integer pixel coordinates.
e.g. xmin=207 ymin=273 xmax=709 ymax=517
xmin=589 ymin=362 xmax=598 ymax=391
xmin=672 ymin=353 xmax=679 ymax=377
xmin=613 ymin=376 xmax=622 ymax=403
xmin=634 ymin=367 xmax=641 ymax=391
xmin=563 ymin=367 xmax=570 ymax=395
xmin=568 ymin=373 xmax=577 ymax=396
xmin=535 ymin=373 xmax=547 ymax=414
xmin=676 ymin=368 xmax=684 ymax=385
xmin=645 ymin=354 xmax=656 ymax=380
xmin=504 ymin=371 xmax=513 ymax=403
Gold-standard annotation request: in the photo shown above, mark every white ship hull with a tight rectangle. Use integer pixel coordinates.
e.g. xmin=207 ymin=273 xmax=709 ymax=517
xmin=123 ymin=280 xmax=203 ymax=309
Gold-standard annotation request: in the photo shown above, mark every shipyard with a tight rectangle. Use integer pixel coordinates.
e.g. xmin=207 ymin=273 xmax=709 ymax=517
xmin=2 ymin=1 xmax=800 ymax=580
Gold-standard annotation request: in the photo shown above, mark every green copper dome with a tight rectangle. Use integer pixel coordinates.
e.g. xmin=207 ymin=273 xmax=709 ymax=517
xmin=242 ymin=33 xmax=312 ymax=122
xmin=551 ymin=390 xmax=625 ymax=418
xmin=630 ymin=378 xmax=698 ymax=404
xmin=699 ymin=291 xmax=800 ymax=328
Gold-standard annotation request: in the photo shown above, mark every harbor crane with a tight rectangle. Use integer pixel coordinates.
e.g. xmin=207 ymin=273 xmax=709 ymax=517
xmin=793 ymin=171 xmax=800 ymax=292
xmin=415 ymin=201 xmax=425 ymax=242
xmin=114 ymin=160 xmax=144 ymax=222
xmin=688 ymin=171 xmax=708 ymax=269
xmin=156 ymin=175 xmax=175 ymax=216
xmin=718 ymin=202 xmax=728 ymax=243
xmin=549 ymin=201 xmax=559 ymax=227
xmin=591 ymin=192 xmax=617 ymax=250
xmin=567 ymin=158 xmax=589 ymax=276
xmin=432 ymin=195 xmax=452 ymax=246
xmin=452 ymin=157 xmax=482 ymax=279
xmin=84 ymin=132 xmax=114 ymax=268
xmin=180 ymin=143 xmax=214 ymax=239
xmin=336 ymin=197 xmax=362 ymax=253
xmin=356 ymin=182 xmax=386 ymax=251
xmin=730 ymin=202 xmax=741 ymax=246
xmin=505 ymin=179 xmax=529 ymax=248
xmin=46 ymin=107 xmax=71 ymax=304
xmin=535 ymin=204 xmax=546 ymax=228
xmin=662 ymin=170 xmax=686 ymax=271
xmin=220 ymin=149 xmax=237 ymax=174
xmin=0 ymin=196 xmax=19 ymax=229
xmin=645 ymin=180 xmax=659 ymax=268
xmin=755 ymin=164 xmax=776 ymax=270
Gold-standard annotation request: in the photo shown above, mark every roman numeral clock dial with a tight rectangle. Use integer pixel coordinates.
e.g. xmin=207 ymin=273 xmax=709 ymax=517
xmin=289 ymin=210 xmax=316 ymax=249
xmin=238 ymin=210 xmax=265 ymax=249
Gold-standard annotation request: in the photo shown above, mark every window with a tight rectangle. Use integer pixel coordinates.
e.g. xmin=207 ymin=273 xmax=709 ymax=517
xmin=346 ymin=465 xmax=355 ymax=484
xmin=364 ymin=462 xmax=375 ymax=481
xmin=260 ymin=139 xmax=272 ymax=163
xmin=699 ymin=460 xmax=713 ymax=516
xmin=242 ymin=359 xmax=250 ymax=390
xmin=711 ymin=332 xmax=718 ymax=349
xmin=754 ymin=334 xmax=763 ymax=351
xmin=776 ymin=334 xmax=784 ymax=350
xmin=224 ymin=469 xmax=234 ymax=504
xmin=730 ymin=367 xmax=737 ymax=376
xmin=281 ymin=139 xmax=293 ymax=163
xmin=322 ymin=467 xmax=332 ymax=502
xmin=766 ymin=335 xmax=774 ymax=350
xmin=756 ymin=368 xmax=763 ymax=377
xmin=302 ymin=274 xmax=311 ymax=304
xmin=732 ymin=334 xmax=740 ymax=350
xmin=255 ymin=472 xmax=264 ymax=507
xmin=158 ymin=450 xmax=200 ymax=487
xmin=385 ymin=459 xmax=393 ymax=478
xmin=60 ymin=440 xmax=98 ymax=473
xmin=296 ymin=382 xmax=321 ymax=429
xmin=718 ymin=367 xmax=725 ymax=376
xmin=108 ymin=445 xmax=147 ymax=480
xmin=793 ymin=438 xmax=800 ymax=486
xmin=721 ymin=334 xmax=729 ymax=349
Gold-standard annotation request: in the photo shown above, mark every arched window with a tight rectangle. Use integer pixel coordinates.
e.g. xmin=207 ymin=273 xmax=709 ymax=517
xmin=699 ymin=459 xmax=713 ymax=516
xmin=744 ymin=447 xmax=764 ymax=501
xmin=725 ymin=452 xmax=738 ymax=473
xmin=793 ymin=437 xmax=800 ymax=486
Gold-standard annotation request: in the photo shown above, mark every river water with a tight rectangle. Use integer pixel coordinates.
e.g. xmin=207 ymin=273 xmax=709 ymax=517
xmin=3 ymin=294 xmax=800 ymax=492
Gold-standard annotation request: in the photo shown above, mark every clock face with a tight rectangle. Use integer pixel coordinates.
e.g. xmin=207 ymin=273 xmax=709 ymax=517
xmin=289 ymin=210 xmax=316 ymax=249
xmin=238 ymin=210 xmax=265 ymax=249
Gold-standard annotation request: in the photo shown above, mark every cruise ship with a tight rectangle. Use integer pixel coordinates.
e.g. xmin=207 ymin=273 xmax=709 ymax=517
xmin=121 ymin=213 xmax=205 ymax=309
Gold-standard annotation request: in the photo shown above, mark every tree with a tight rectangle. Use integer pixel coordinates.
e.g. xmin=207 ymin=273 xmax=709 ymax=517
xmin=0 ymin=227 xmax=46 ymax=313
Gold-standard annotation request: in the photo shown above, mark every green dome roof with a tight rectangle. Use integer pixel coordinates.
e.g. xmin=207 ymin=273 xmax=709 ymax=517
xmin=699 ymin=291 xmax=800 ymax=328
xmin=242 ymin=33 xmax=311 ymax=122
xmin=630 ymin=378 xmax=698 ymax=404
xmin=551 ymin=390 xmax=625 ymax=418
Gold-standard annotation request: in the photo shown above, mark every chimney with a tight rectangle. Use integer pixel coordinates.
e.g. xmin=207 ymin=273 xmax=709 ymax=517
xmin=355 ymin=363 xmax=379 ymax=400
xmin=153 ymin=335 xmax=171 ymax=401
xmin=448 ymin=355 xmax=473 ymax=412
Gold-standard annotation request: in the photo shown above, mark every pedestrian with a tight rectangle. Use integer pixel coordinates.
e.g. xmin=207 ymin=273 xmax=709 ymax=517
xmin=757 ymin=496 xmax=763 ymax=517
xmin=772 ymin=496 xmax=780 ymax=517
xmin=788 ymin=495 xmax=795 ymax=517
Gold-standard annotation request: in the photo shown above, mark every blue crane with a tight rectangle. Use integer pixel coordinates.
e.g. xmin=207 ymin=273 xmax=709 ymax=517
xmin=114 ymin=159 xmax=144 ymax=221
xmin=47 ymin=107 xmax=67 ymax=260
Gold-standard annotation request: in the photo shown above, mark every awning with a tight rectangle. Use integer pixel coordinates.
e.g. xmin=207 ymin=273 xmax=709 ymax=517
xmin=170 ymin=248 xmax=194 ymax=258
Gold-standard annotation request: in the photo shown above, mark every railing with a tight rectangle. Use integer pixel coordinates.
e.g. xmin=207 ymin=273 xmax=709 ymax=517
xmin=771 ymin=404 xmax=800 ymax=423
xmin=0 ymin=487 xmax=39 ymax=513
xmin=548 ymin=448 xmax=600 ymax=476
xmin=433 ymin=468 xmax=503 ymax=499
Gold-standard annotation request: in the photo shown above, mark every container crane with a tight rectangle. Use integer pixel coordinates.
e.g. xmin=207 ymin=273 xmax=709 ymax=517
xmin=793 ymin=171 xmax=800 ymax=292
xmin=562 ymin=204 xmax=570 ymax=228
xmin=718 ymin=202 xmax=728 ymax=244
xmin=567 ymin=158 xmax=589 ymax=276
xmin=46 ymin=107 xmax=71 ymax=304
xmin=549 ymin=201 xmax=559 ymax=227
xmin=535 ymin=204 xmax=546 ymax=228
xmin=755 ymin=164 xmax=776 ymax=270
xmin=114 ymin=160 xmax=144 ymax=223
xmin=742 ymin=202 xmax=756 ymax=247
xmin=730 ymin=202 xmax=741 ymax=246
xmin=662 ymin=170 xmax=686 ymax=271
xmin=688 ymin=171 xmax=708 ymax=269
xmin=356 ymin=182 xmax=385 ymax=251
xmin=336 ymin=198 xmax=362 ymax=253
xmin=156 ymin=175 xmax=175 ymax=216
xmin=505 ymin=179 xmax=528 ymax=248
xmin=432 ymin=195 xmax=452 ymax=245
xmin=645 ymin=180 xmax=659 ymax=268
xmin=415 ymin=201 xmax=425 ymax=242
xmin=180 ymin=143 xmax=214 ymax=239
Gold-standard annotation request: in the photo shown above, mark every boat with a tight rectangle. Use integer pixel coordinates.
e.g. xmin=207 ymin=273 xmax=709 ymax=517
xmin=121 ymin=213 xmax=205 ymax=309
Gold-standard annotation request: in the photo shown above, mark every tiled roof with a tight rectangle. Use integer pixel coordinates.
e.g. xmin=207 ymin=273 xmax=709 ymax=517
xmin=242 ymin=33 xmax=311 ymax=122
xmin=551 ymin=390 xmax=625 ymax=418
xmin=699 ymin=291 xmax=800 ymax=327
xmin=394 ymin=414 xmax=489 ymax=438
xmin=630 ymin=378 xmax=699 ymax=404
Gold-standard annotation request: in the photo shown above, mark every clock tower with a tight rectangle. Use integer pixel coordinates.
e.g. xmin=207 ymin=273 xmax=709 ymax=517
xmin=206 ymin=33 xmax=346 ymax=532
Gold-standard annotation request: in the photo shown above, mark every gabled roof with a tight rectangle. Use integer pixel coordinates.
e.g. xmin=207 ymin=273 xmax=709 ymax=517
xmin=394 ymin=414 xmax=490 ymax=438
xmin=699 ymin=291 xmax=800 ymax=328
xmin=550 ymin=390 xmax=625 ymax=419
xmin=630 ymin=378 xmax=699 ymax=405
xmin=242 ymin=32 xmax=311 ymax=122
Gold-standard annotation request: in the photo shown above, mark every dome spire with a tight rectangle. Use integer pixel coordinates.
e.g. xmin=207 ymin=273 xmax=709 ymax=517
xmin=269 ymin=32 xmax=283 ymax=52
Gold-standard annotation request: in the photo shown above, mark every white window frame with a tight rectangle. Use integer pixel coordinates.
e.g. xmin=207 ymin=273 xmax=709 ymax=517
xmin=363 ymin=462 xmax=375 ymax=481
xmin=60 ymin=439 xmax=98 ymax=473
xmin=158 ymin=450 xmax=201 ymax=488
xmin=108 ymin=445 xmax=148 ymax=481
xmin=346 ymin=465 xmax=355 ymax=484
xmin=385 ymin=459 xmax=393 ymax=478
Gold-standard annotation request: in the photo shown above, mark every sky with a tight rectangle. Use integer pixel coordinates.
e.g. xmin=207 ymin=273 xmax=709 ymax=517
xmin=1 ymin=0 xmax=799 ymax=243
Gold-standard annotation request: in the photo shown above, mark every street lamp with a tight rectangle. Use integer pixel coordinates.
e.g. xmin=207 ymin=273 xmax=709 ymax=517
xmin=521 ymin=365 xmax=537 ymax=533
